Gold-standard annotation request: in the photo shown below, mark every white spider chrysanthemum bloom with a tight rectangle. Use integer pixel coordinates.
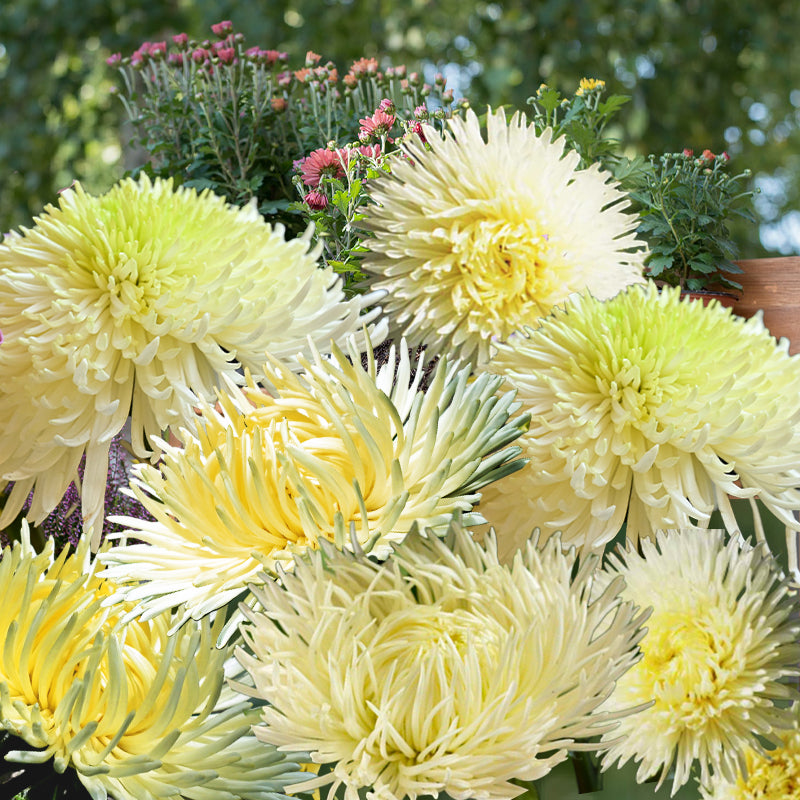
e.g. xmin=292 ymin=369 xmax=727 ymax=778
xmin=599 ymin=528 xmax=800 ymax=795
xmin=0 ymin=527 xmax=307 ymax=800
xmin=477 ymin=284 xmax=800 ymax=552
xmin=360 ymin=107 xmax=646 ymax=366
xmin=700 ymin=720 xmax=800 ymax=799
xmin=236 ymin=518 xmax=648 ymax=800
xmin=98 ymin=338 xmax=528 ymax=627
xmin=0 ymin=175 xmax=383 ymax=547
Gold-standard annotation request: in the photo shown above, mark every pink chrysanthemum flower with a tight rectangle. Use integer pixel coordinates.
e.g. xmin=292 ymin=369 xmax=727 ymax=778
xmin=358 ymin=109 xmax=395 ymax=140
xmin=299 ymin=148 xmax=346 ymax=187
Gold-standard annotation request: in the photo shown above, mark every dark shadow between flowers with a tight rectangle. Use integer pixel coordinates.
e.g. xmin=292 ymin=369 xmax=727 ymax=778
xmin=0 ymin=731 xmax=89 ymax=799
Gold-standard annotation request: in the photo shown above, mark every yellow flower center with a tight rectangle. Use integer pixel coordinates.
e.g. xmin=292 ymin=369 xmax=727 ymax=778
xmin=734 ymin=737 xmax=800 ymax=799
xmin=4 ymin=564 xmax=168 ymax=750
xmin=449 ymin=218 xmax=558 ymax=321
xmin=173 ymin=385 xmax=397 ymax=555
xmin=103 ymin=255 xmax=164 ymax=321
xmin=361 ymin=602 xmax=506 ymax=754
xmin=637 ymin=607 xmax=735 ymax=730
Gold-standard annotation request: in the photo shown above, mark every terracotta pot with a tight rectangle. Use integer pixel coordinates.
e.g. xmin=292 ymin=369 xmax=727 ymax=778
xmin=681 ymin=289 xmax=740 ymax=310
xmin=732 ymin=257 xmax=800 ymax=354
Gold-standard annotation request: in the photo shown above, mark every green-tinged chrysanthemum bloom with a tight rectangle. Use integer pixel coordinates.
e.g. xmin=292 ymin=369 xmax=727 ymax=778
xmin=359 ymin=107 xmax=646 ymax=366
xmin=98 ymin=337 xmax=528 ymax=628
xmin=0 ymin=527 xmax=307 ymax=800
xmin=599 ymin=528 xmax=800 ymax=795
xmin=0 ymin=175 xmax=384 ymax=548
xmin=477 ymin=284 xmax=800 ymax=553
xmin=700 ymin=717 xmax=800 ymax=799
xmin=237 ymin=517 xmax=648 ymax=800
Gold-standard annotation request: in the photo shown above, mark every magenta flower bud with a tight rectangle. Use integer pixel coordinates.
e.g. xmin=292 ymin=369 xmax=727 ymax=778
xmin=304 ymin=191 xmax=329 ymax=211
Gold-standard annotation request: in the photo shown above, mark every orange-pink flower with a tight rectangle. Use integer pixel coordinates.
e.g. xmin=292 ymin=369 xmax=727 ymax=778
xmin=298 ymin=148 xmax=345 ymax=187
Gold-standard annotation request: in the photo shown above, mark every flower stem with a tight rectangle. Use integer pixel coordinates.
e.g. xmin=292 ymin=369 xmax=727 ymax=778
xmin=570 ymin=751 xmax=603 ymax=793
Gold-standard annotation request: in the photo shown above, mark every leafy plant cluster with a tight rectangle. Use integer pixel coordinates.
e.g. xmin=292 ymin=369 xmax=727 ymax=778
xmin=526 ymin=79 xmax=758 ymax=293
xmin=526 ymin=78 xmax=630 ymax=171
xmin=618 ymin=149 xmax=756 ymax=292
xmin=290 ymin=101 xmax=464 ymax=294
xmin=109 ymin=21 xmax=457 ymax=235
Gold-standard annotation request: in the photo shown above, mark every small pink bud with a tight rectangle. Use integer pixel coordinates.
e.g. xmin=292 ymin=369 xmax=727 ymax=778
xmin=172 ymin=33 xmax=189 ymax=47
xmin=305 ymin=191 xmax=329 ymax=210
xmin=211 ymin=20 xmax=234 ymax=36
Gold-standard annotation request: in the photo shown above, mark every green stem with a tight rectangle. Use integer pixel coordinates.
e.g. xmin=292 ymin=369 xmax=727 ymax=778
xmin=570 ymin=751 xmax=603 ymax=794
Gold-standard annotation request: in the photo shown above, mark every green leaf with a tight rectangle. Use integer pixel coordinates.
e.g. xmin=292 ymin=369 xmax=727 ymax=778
xmin=644 ymin=254 xmax=675 ymax=275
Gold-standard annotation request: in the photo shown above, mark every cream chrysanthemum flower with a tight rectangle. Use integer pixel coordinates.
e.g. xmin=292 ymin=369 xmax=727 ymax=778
xmin=701 ymin=719 xmax=800 ymax=799
xmin=478 ymin=284 xmax=800 ymax=552
xmin=0 ymin=528 xmax=306 ymax=800
xmin=237 ymin=518 xmax=647 ymax=800
xmin=599 ymin=528 xmax=800 ymax=795
xmin=360 ymin=106 xmax=645 ymax=365
xmin=98 ymin=338 xmax=528 ymax=626
xmin=0 ymin=175 xmax=382 ymax=546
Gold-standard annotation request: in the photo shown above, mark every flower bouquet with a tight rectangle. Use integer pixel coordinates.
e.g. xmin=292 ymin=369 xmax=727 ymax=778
xmin=1 ymin=20 xmax=799 ymax=800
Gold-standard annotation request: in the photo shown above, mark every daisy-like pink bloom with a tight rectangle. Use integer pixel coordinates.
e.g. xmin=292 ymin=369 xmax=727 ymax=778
xmin=359 ymin=108 xmax=395 ymax=140
xmin=299 ymin=148 xmax=346 ymax=187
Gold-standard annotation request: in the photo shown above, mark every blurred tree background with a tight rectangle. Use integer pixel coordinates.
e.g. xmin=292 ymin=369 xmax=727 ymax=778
xmin=2 ymin=0 xmax=798 ymax=255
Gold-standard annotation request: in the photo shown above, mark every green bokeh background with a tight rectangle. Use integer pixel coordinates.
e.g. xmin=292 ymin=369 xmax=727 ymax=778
xmin=2 ymin=0 xmax=799 ymax=256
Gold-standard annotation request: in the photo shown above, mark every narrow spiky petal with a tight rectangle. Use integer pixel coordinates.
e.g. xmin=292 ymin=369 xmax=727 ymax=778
xmin=478 ymin=284 xmax=800 ymax=553
xmin=0 ymin=527 xmax=307 ymax=800
xmin=98 ymin=337 xmax=528 ymax=627
xmin=0 ymin=175 xmax=384 ymax=547
xmin=700 ymin=718 xmax=800 ymax=799
xmin=360 ymin=107 xmax=646 ymax=366
xmin=599 ymin=528 xmax=800 ymax=795
xmin=238 ymin=518 xmax=648 ymax=800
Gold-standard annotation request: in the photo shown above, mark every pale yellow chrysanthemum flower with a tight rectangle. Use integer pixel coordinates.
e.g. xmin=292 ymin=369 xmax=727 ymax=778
xmin=98 ymin=337 xmax=528 ymax=627
xmin=599 ymin=528 xmax=800 ymax=796
xmin=237 ymin=518 xmax=648 ymax=800
xmin=0 ymin=174 xmax=383 ymax=547
xmin=360 ymin=106 xmax=646 ymax=366
xmin=701 ymin=720 xmax=800 ymax=799
xmin=0 ymin=527 xmax=307 ymax=800
xmin=478 ymin=284 xmax=800 ymax=552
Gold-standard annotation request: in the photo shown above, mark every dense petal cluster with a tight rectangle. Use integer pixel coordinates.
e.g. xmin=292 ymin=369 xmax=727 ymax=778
xmin=478 ymin=284 xmax=800 ymax=551
xmin=238 ymin=519 xmax=647 ymax=800
xmin=0 ymin=529 xmax=306 ymax=800
xmin=98 ymin=338 xmax=528 ymax=626
xmin=599 ymin=529 xmax=800 ymax=794
xmin=0 ymin=175 xmax=381 ymax=546
xmin=360 ymin=107 xmax=645 ymax=365
xmin=700 ymin=721 xmax=800 ymax=799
